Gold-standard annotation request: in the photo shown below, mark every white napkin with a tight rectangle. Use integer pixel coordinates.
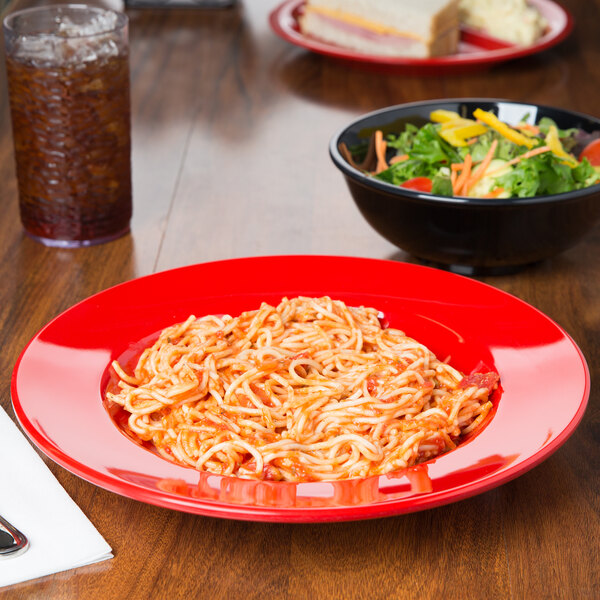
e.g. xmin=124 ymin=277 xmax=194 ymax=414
xmin=0 ymin=406 xmax=113 ymax=588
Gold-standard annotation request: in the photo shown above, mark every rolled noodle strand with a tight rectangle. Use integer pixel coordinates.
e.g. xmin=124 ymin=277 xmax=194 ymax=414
xmin=106 ymin=296 xmax=497 ymax=482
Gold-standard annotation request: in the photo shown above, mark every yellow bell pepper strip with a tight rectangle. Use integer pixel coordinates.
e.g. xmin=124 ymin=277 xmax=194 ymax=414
xmin=440 ymin=118 xmax=484 ymax=132
xmin=440 ymin=121 xmax=489 ymax=147
xmin=440 ymin=129 xmax=468 ymax=147
xmin=472 ymin=108 xmax=536 ymax=149
xmin=545 ymin=125 xmax=579 ymax=167
xmin=432 ymin=111 xmax=490 ymax=147
xmin=430 ymin=109 xmax=462 ymax=123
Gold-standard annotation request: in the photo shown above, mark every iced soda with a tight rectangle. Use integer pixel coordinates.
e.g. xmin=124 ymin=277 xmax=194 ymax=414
xmin=3 ymin=5 xmax=132 ymax=247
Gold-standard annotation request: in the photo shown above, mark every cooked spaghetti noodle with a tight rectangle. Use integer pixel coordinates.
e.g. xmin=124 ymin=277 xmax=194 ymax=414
xmin=106 ymin=296 xmax=497 ymax=482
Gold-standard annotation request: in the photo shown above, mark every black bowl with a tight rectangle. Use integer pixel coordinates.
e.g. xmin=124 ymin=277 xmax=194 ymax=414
xmin=330 ymin=99 xmax=600 ymax=274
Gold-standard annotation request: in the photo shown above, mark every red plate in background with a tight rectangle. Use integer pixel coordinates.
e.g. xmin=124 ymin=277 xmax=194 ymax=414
xmin=269 ymin=0 xmax=574 ymax=75
xmin=11 ymin=256 xmax=589 ymax=522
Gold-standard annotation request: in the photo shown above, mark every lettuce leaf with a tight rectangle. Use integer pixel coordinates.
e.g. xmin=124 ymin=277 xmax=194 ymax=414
xmin=376 ymin=124 xmax=460 ymax=191
xmin=495 ymin=152 xmax=598 ymax=197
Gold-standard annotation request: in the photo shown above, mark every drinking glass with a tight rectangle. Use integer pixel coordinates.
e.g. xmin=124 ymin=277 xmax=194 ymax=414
xmin=3 ymin=4 xmax=132 ymax=247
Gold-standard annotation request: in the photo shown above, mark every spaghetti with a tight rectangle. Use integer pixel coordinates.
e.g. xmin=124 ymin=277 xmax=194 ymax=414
xmin=106 ymin=296 xmax=498 ymax=482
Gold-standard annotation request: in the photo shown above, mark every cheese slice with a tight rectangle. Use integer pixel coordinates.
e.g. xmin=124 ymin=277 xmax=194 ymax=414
xmin=304 ymin=6 xmax=426 ymax=42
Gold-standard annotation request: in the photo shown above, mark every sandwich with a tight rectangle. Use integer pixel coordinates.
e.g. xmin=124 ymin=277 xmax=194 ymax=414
xmin=298 ymin=0 xmax=460 ymax=58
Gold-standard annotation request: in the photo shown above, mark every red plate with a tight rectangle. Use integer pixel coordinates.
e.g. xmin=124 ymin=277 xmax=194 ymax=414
xmin=11 ymin=256 xmax=589 ymax=522
xmin=269 ymin=0 xmax=574 ymax=75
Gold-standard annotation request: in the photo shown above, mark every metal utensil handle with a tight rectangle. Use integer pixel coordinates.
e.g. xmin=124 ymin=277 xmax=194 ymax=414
xmin=0 ymin=514 xmax=29 ymax=558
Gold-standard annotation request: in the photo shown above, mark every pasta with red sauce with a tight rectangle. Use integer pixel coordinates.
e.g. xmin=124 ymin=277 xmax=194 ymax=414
xmin=106 ymin=296 xmax=498 ymax=482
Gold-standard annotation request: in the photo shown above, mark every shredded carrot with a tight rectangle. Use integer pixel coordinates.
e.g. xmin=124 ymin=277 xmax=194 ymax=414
xmin=516 ymin=123 xmax=540 ymax=135
xmin=451 ymin=162 xmax=465 ymax=172
xmin=463 ymin=140 xmax=498 ymax=195
xmin=450 ymin=169 xmax=457 ymax=189
xmin=339 ymin=143 xmax=361 ymax=170
xmin=465 ymin=138 xmax=479 ymax=145
xmin=453 ymin=154 xmax=472 ymax=195
xmin=359 ymin=135 xmax=377 ymax=171
xmin=481 ymin=187 xmax=506 ymax=198
xmin=485 ymin=145 xmax=551 ymax=177
xmin=373 ymin=130 xmax=389 ymax=174
xmin=390 ymin=154 xmax=409 ymax=164
xmin=339 ymin=136 xmax=378 ymax=172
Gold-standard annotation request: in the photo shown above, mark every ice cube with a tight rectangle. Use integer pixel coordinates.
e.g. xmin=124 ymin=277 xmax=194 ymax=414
xmin=10 ymin=11 xmax=123 ymax=66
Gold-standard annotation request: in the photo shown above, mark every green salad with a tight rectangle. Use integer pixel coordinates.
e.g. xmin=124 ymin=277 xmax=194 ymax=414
xmin=343 ymin=108 xmax=600 ymax=198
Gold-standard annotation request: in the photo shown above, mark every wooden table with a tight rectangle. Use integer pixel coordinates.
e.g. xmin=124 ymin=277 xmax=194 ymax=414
xmin=1 ymin=0 xmax=598 ymax=597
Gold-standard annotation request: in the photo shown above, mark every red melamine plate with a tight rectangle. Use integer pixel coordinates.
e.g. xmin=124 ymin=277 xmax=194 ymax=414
xmin=11 ymin=256 xmax=589 ymax=522
xmin=269 ymin=0 xmax=574 ymax=75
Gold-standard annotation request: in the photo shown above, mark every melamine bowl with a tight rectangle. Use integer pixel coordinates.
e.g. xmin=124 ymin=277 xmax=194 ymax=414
xmin=330 ymin=99 xmax=600 ymax=274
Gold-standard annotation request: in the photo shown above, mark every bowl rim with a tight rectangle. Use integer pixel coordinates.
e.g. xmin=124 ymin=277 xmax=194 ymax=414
xmin=329 ymin=97 xmax=600 ymax=207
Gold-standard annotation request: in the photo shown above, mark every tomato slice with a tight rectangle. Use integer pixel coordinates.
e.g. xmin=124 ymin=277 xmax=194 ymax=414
xmin=400 ymin=177 xmax=433 ymax=193
xmin=579 ymin=138 xmax=600 ymax=166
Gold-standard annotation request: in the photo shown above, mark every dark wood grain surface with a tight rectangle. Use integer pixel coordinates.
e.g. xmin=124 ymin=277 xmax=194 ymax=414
xmin=1 ymin=0 xmax=598 ymax=597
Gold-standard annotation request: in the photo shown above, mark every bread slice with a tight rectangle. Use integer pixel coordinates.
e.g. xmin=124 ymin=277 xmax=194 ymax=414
xmin=299 ymin=0 xmax=460 ymax=58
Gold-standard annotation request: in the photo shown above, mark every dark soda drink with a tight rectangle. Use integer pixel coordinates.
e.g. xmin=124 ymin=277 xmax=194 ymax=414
xmin=3 ymin=5 xmax=132 ymax=247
